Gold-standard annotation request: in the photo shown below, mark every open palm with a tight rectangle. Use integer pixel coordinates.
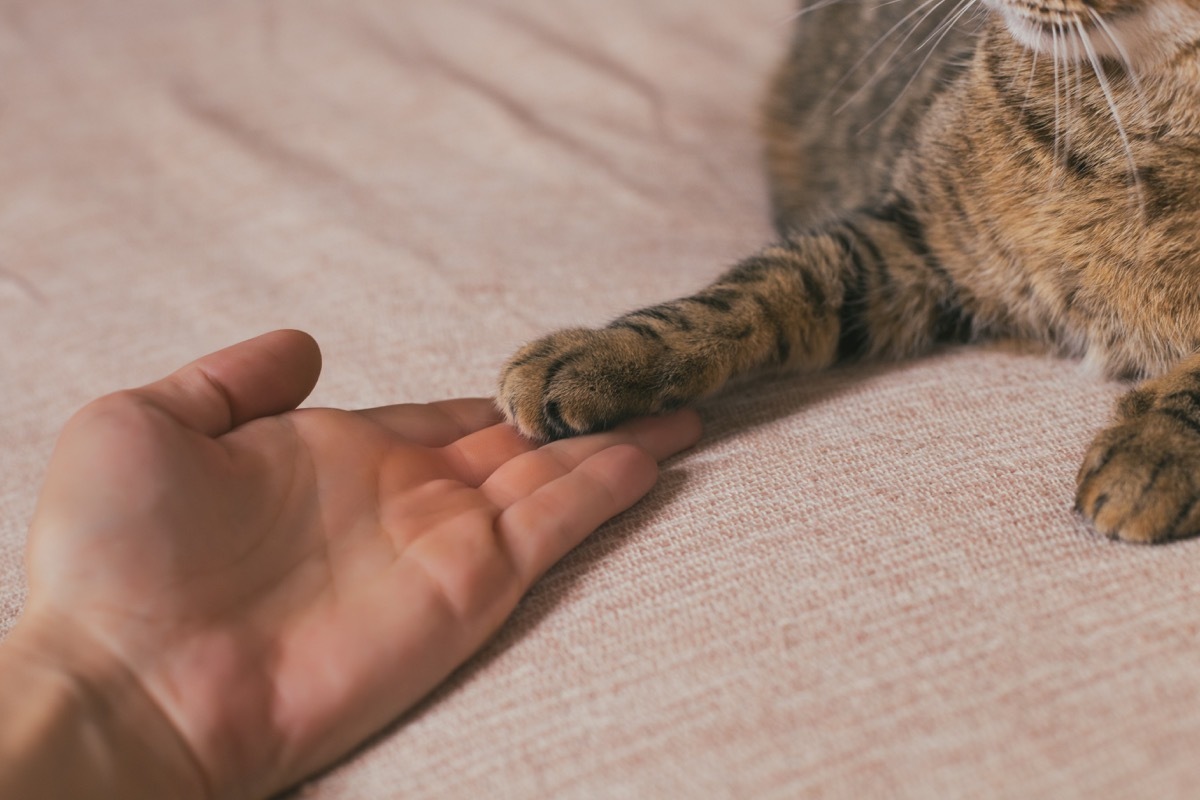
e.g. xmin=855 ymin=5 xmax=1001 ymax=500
xmin=20 ymin=330 xmax=700 ymax=799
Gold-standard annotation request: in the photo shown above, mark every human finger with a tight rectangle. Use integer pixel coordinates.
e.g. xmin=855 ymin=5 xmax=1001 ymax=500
xmin=130 ymin=329 xmax=322 ymax=437
xmin=540 ymin=408 xmax=703 ymax=462
xmin=477 ymin=409 xmax=701 ymax=507
xmin=357 ymin=398 xmax=503 ymax=447
xmin=497 ymin=444 xmax=659 ymax=586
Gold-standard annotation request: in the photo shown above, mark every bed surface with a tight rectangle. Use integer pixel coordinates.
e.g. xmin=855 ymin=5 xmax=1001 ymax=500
xmin=2 ymin=1 xmax=1197 ymax=796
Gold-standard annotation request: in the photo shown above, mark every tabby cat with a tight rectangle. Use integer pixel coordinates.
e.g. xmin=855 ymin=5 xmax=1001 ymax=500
xmin=498 ymin=0 xmax=1200 ymax=543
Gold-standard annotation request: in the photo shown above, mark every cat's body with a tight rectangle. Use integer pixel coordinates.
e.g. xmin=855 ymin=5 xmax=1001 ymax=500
xmin=771 ymin=4 xmax=1200 ymax=376
xmin=499 ymin=0 xmax=1200 ymax=543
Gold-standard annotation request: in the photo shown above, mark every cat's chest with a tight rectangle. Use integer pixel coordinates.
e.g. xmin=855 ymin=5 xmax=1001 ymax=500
xmin=918 ymin=97 xmax=1200 ymax=374
xmin=955 ymin=201 xmax=1200 ymax=375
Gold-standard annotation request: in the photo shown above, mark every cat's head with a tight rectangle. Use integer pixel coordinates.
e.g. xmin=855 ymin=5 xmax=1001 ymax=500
xmin=986 ymin=0 xmax=1200 ymax=67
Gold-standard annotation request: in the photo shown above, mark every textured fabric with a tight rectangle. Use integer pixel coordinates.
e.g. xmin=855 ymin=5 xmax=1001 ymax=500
xmin=2 ymin=1 xmax=1197 ymax=797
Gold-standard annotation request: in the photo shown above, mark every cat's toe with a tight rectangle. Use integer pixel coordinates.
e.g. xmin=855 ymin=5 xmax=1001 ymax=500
xmin=498 ymin=327 xmax=674 ymax=441
xmin=1075 ymin=417 xmax=1200 ymax=544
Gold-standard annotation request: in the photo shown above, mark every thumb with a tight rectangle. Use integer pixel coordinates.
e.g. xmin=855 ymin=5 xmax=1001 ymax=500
xmin=133 ymin=330 xmax=323 ymax=436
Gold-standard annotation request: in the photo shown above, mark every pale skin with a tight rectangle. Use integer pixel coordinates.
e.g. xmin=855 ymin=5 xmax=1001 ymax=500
xmin=0 ymin=330 xmax=701 ymax=800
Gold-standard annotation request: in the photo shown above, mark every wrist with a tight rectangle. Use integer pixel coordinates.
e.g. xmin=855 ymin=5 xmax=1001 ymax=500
xmin=0 ymin=611 xmax=210 ymax=800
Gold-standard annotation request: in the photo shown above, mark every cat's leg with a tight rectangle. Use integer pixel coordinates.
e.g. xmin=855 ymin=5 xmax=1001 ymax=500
xmin=1077 ymin=355 xmax=1200 ymax=543
xmin=499 ymin=198 xmax=968 ymax=440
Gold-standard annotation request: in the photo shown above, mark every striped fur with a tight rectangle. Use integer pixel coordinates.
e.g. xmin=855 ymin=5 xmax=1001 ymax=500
xmin=498 ymin=0 xmax=1200 ymax=543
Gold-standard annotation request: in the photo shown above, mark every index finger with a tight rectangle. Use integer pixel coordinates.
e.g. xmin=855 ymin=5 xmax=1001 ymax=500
xmin=357 ymin=398 xmax=503 ymax=447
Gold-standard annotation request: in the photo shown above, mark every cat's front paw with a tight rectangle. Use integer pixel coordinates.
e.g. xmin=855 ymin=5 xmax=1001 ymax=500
xmin=1076 ymin=412 xmax=1200 ymax=543
xmin=498 ymin=327 xmax=682 ymax=440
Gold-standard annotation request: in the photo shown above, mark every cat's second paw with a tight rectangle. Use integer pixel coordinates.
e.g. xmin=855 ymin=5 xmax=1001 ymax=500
xmin=1076 ymin=410 xmax=1200 ymax=543
xmin=498 ymin=326 xmax=690 ymax=440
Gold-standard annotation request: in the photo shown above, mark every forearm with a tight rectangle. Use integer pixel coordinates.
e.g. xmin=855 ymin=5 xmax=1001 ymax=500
xmin=0 ymin=614 xmax=208 ymax=800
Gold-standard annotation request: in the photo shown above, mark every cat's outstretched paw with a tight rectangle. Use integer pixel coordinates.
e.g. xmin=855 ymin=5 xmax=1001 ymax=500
xmin=498 ymin=327 xmax=685 ymax=441
xmin=1076 ymin=411 xmax=1200 ymax=543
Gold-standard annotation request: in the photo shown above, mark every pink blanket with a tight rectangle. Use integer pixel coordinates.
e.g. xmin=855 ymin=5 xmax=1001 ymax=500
xmin=2 ymin=0 xmax=1194 ymax=796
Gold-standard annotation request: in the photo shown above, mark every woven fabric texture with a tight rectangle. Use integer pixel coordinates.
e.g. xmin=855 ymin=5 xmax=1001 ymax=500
xmin=1 ymin=1 xmax=1196 ymax=797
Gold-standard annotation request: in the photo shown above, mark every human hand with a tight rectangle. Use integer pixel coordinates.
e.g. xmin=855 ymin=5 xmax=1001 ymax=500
xmin=4 ymin=330 xmax=700 ymax=799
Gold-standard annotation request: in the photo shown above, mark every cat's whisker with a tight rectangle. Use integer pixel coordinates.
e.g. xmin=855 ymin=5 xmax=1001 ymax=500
xmin=780 ymin=0 xmax=852 ymax=24
xmin=1052 ymin=21 xmax=1073 ymax=179
xmin=1064 ymin=22 xmax=1080 ymax=173
xmin=994 ymin=11 xmax=1039 ymax=116
xmin=1066 ymin=24 xmax=1077 ymax=160
xmin=1050 ymin=22 xmax=1064 ymax=178
xmin=854 ymin=0 xmax=979 ymax=136
xmin=1072 ymin=18 xmax=1146 ymax=220
xmin=830 ymin=0 xmax=951 ymax=109
xmin=1006 ymin=22 xmax=1039 ymax=96
xmin=1086 ymin=8 xmax=1146 ymax=106
xmin=916 ymin=0 xmax=979 ymax=51
xmin=1017 ymin=40 xmax=1041 ymax=120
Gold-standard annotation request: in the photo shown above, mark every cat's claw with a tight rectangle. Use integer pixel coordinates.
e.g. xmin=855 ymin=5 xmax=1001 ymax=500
xmin=1076 ymin=414 xmax=1200 ymax=544
xmin=498 ymin=327 xmax=673 ymax=441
